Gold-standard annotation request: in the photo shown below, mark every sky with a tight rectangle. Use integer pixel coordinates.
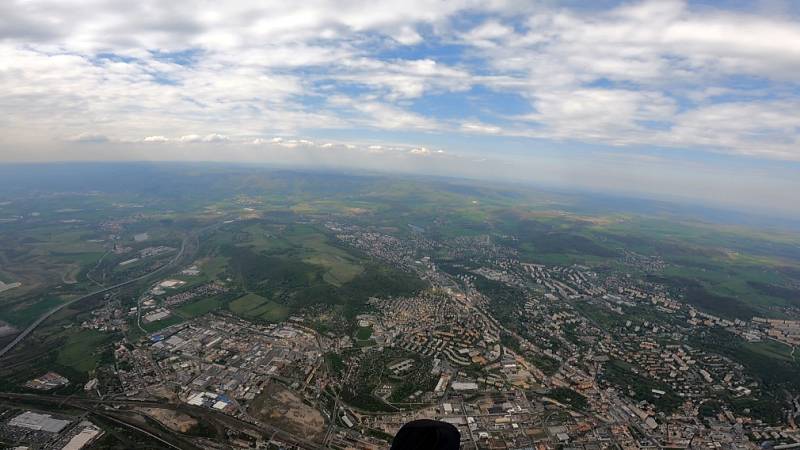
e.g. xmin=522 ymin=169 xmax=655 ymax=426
xmin=1 ymin=0 xmax=799 ymax=216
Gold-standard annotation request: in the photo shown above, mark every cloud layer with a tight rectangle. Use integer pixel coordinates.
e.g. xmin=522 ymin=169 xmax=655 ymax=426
xmin=1 ymin=0 xmax=799 ymax=163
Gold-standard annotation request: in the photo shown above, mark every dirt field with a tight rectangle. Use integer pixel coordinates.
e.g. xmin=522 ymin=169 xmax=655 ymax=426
xmin=139 ymin=408 xmax=198 ymax=433
xmin=61 ymin=264 xmax=80 ymax=284
xmin=248 ymin=382 xmax=326 ymax=443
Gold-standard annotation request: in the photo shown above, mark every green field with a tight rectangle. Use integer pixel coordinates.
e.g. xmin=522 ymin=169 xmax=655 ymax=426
xmin=213 ymin=222 xmax=364 ymax=287
xmin=283 ymin=225 xmax=364 ymax=286
xmin=355 ymin=326 xmax=373 ymax=341
xmin=199 ymin=256 xmax=229 ymax=280
xmin=0 ymin=296 xmax=66 ymax=327
xmin=18 ymin=227 xmax=106 ymax=255
xmin=744 ymin=340 xmax=796 ymax=363
xmin=229 ymin=293 xmax=290 ymax=322
xmin=176 ymin=297 xmax=223 ymax=318
xmin=56 ymin=329 xmax=110 ymax=373
xmin=229 ymin=293 xmax=267 ymax=314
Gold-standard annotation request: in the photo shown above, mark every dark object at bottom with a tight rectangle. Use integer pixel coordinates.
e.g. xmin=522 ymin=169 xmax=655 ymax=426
xmin=391 ymin=419 xmax=461 ymax=450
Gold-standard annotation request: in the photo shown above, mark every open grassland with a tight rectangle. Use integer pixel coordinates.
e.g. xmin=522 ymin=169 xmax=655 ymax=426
xmin=229 ymin=293 xmax=268 ymax=314
xmin=237 ymin=223 xmax=294 ymax=253
xmin=176 ymin=296 xmax=223 ymax=318
xmin=198 ymin=256 xmax=229 ymax=280
xmin=253 ymin=302 xmax=290 ymax=322
xmin=744 ymin=340 xmax=796 ymax=363
xmin=212 ymin=221 xmax=364 ymax=287
xmin=283 ymin=225 xmax=364 ymax=286
xmin=0 ymin=220 xmax=112 ymax=318
xmin=229 ymin=293 xmax=289 ymax=322
xmin=55 ymin=328 xmax=110 ymax=373
xmin=10 ymin=227 xmax=106 ymax=268
xmin=264 ymin=223 xmax=364 ymax=286
xmin=0 ymin=296 xmax=66 ymax=327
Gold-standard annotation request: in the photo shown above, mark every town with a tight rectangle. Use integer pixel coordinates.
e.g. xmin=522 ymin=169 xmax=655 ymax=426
xmin=2 ymin=215 xmax=800 ymax=450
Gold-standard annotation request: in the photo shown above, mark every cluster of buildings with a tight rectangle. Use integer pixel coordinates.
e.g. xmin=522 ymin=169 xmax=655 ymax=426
xmin=328 ymin=223 xmax=418 ymax=271
xmin=350 ymin=290 xmax=540 ymax=405
xmin=118 ymin=314 xmax=321 ymax=415
xmin=607 ymin=325 xmax=753 ymax=401
xmin=315 ymin=224 xmax=800 ymax=449
xmin=162 ymin=281 xmax=227 ymax=307
xmin=753 ymin=318 xmax=800 ymax=346
xmin=619 ymin=250 xmax=667 ymax=272
xmin=17 ymin=216 xmax=797 ymax=449
xmin=138 ymin=245 xmax=176 ymax=258
xmin=134 ymin=276 xmax=227 ymax=326
xmin=0 ymin=409 xmax=102 ymax=450
xmin=114 ymin=342 xmax=162 ymax=397
xmin=81 ymin=296 xmax=129 ymax=332
xmin=142 ymin=307 xmax=171 ymax=324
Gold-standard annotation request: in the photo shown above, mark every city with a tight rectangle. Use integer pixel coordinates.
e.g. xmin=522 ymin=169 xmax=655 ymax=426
xmin=2 ymin=0 xmax=800 ymax=447
xmin=3 ymin=205 xmax=798 ymax=449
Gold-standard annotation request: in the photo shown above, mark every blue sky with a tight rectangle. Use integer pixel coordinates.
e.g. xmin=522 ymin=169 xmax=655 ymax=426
xmin=0 ymin=0 xmax=799 ymax=216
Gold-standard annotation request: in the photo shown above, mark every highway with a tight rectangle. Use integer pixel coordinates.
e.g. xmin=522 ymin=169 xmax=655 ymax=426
xmin=0 ymin=220 xmax=328 ymax=448
xmin=0 ymin=234 xmax=190 ymax=359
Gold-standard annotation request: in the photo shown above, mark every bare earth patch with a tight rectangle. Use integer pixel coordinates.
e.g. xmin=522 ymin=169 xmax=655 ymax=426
xmin=248 ymin=382 xmax=325 ymax=443
xmin=139 ymin=408 xmax=198 ymax=433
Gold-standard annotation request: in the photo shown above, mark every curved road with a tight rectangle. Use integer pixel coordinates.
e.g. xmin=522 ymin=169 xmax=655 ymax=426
xmin=0 ymin=235 xmax=189 ymax=359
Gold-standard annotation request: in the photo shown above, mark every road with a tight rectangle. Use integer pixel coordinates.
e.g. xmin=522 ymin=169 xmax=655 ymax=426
xmin=0 ymin=392 xmax=319 ymax=449
xmin=0 ymin=392 xmax=199 ymax=449
xmin=0 ymin=234 xmax=190 ymax=359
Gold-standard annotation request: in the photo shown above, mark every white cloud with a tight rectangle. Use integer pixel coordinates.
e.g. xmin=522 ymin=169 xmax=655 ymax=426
xmin=65 ymin=132 xmax=109 ymax=143
xmin=202 ymin=134 xmax=229 ymax=143
xmin=519 ymin=89 xmax=677 ymax=142
xmin=178 ymin=134 xmax=202 ymax=143
xmin=460 ymin=122 xmax=502 ymax=135
xmin=0 ymin=0 xmax=799 ymax=163
xmin=333 ymin=57 xmax=472 ymax=100
xmin=407 ymin=146 xmax=445 ymax=156
xmin=664 ymin=101 xmax=800 ymax=159
xmin=178 ymin=134 xmax=228 ymax=143
xmin=459 ymin=0 xmax=800 ymax=159
xmin=390 ymin=26 xmax=423 ymax=45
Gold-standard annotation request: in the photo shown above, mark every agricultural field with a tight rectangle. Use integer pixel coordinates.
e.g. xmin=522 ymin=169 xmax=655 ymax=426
xmin=198 ymin=219 xmax=424 ymax=320
xmin=175 ymin=296 xmax=224 ymax=318
xmin=55 ymin=328 xmax=111 ymax=374
xmin=211 ymin=221 xmax=364 ymax=286
xmin=0 ymin=295 xmax=67 ymax=328
xmin=228 ymin=293 xmax=289 ymax=322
